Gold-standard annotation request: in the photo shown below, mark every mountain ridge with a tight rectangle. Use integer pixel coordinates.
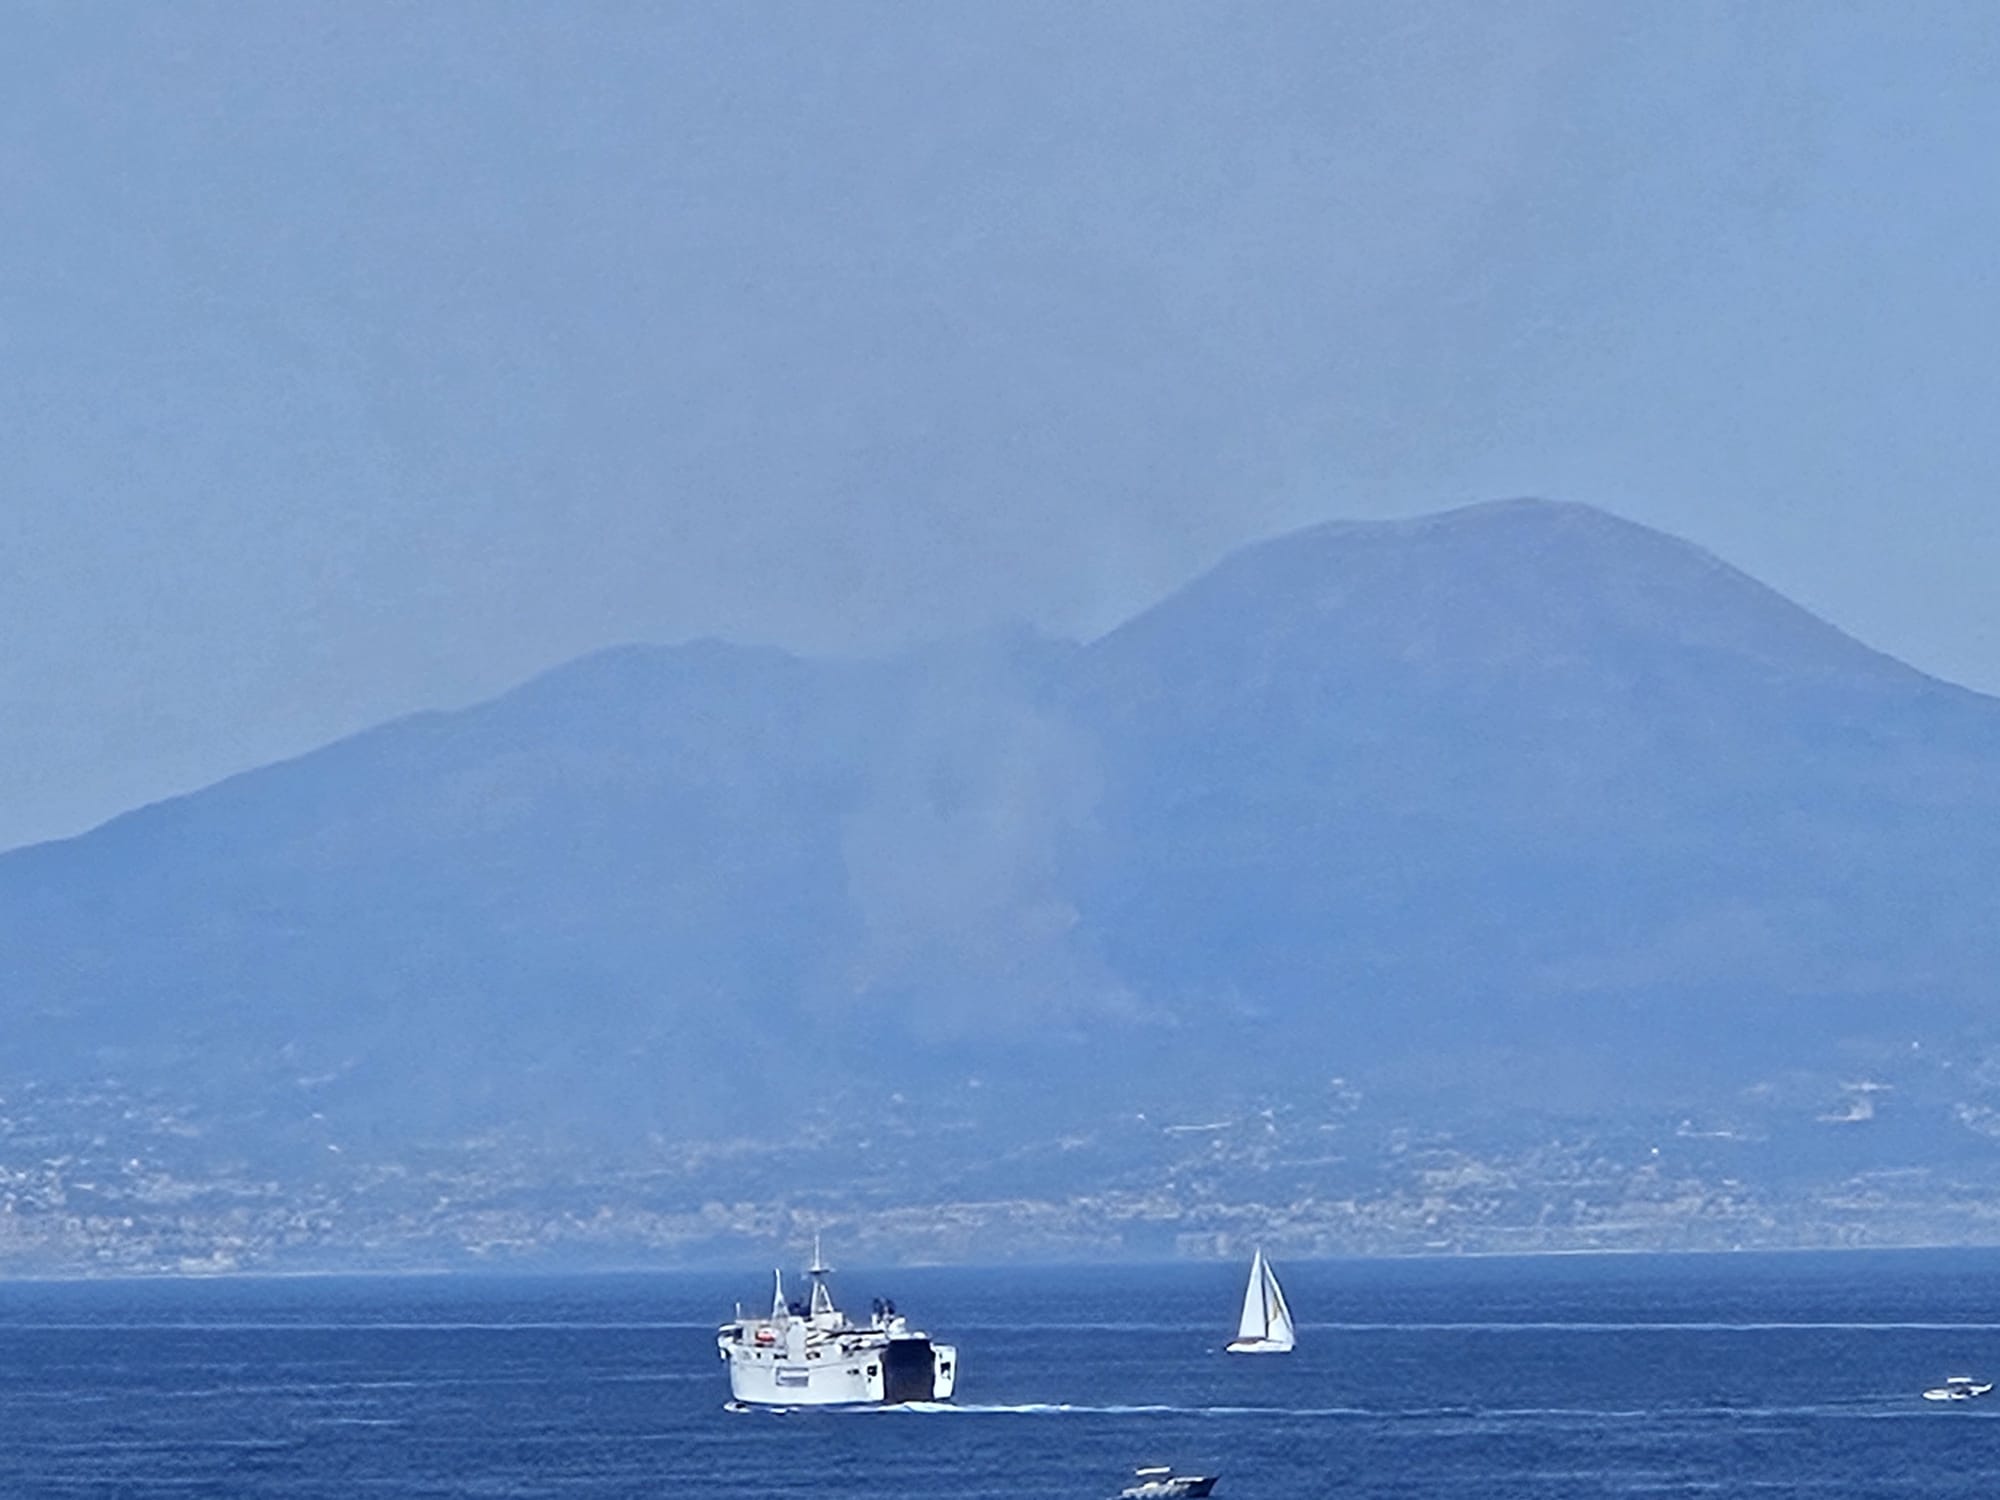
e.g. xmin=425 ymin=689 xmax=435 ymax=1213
xmin=1096 ymin=497 xmax=1938 ymax=693
xmin=3 ymin=497 xmax=2000 ymax=1271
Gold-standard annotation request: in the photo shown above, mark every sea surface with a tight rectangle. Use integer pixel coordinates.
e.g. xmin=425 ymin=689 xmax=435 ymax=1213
xmin=3 ymin=1248 xmax=2000 ymax=1497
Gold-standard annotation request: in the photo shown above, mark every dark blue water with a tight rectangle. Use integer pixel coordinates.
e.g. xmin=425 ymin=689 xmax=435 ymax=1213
xmin=4 ymin=1250 xmax=2000 ymax=1497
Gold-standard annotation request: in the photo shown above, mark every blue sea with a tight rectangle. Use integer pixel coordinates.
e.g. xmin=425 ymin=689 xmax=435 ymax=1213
xmin=3 ymin=1249 xmax=2000 ymax=1497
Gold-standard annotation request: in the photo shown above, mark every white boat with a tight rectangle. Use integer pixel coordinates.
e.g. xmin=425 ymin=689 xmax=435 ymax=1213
xmin=1923 ymin=1375 xmax=1993 ymax=1402
xmin=717 ymin=1238 xmax=958 ymax=1407
xmin=1224 ymin=1247 xmax=1295 ymax=1354
xmin=1119 ymin=1466 xmax=1219 ymax=1498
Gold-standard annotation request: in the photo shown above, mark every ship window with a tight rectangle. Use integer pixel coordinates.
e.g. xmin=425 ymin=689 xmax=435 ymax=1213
xmin=867 ymin=1365 xmax=878 ymax=1376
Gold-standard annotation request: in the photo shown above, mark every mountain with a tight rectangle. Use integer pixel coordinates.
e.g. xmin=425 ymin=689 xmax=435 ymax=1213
xmin=5 ymin=498 xmax=2000 ymax=1271
xmin=1072 ymin=500 xmax=2000 ymax=1097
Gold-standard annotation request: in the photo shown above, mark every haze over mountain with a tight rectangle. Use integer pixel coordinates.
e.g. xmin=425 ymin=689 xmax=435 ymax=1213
xmin=3 ymin=499 xmax=1999 ymax=1271
xmin=12 ymin=4 xmax=2000 ymax=857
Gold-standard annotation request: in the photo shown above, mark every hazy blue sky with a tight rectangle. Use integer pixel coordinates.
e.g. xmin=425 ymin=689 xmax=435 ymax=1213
xmin=4 ymin=1 xmax=1997 ymax=851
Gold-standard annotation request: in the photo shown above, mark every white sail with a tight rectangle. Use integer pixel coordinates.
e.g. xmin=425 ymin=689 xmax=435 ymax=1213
xmin=1260 ymin=1255 xmax=1295 ymax=1350
xmin=1236 ymin=1248 xmax=1270 ymax=1342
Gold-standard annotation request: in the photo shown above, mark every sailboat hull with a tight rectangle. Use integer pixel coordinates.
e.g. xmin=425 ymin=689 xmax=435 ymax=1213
xmin=1224 ymin=1337 xmax=1293 ymax=1354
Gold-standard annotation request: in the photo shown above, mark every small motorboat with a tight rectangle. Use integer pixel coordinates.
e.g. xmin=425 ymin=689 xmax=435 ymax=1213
xmin=1923 ymin=1375 xmax=1994 ymax=1402
xmin=1119 ymin=1466 xmax=1219 ymax=1498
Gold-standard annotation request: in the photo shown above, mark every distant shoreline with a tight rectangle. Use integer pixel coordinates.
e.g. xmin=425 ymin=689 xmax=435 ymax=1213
xmin=7 ymin=1239 xmax=2000 ymax=1288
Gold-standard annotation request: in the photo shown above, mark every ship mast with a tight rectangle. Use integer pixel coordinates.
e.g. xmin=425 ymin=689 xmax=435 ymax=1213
xmin=807 ymin=1233 xmax=836 ymax=1317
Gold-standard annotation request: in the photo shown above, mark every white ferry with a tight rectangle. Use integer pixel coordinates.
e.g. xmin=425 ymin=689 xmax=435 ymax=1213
xmin=717 ymin=1239 xmax=958 ymax=1407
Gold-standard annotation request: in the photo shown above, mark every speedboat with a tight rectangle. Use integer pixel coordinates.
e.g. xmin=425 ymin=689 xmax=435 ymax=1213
xmin=1923 ymin=1375 xmax=1993 ymax=1402
xmin=1119 ymin=1466 xmax=1219 ymax=1498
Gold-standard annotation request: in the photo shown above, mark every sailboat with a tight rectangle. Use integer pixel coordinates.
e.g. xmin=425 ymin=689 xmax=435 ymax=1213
xmin=1225 ymin=1248 xmax=1295 ymax=1354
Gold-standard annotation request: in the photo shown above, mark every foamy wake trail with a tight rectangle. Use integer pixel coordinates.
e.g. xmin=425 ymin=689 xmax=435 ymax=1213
xmin=869 ymin=1401 xmax=1370 ymax=1417
xmin=864 ymin=1400 xmax=1942 ymax=1421
xmin=875 ymin=1402 xmax=1175 ymax=1415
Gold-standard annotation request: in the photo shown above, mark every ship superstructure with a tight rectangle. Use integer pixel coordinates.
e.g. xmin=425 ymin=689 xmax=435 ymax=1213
xmin=717 ymin=1239 xmax=958 ymax=1407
